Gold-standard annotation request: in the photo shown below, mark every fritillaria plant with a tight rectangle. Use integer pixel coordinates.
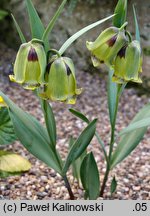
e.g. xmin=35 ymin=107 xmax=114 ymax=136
xmin=0 ymin=0 xmax=148 ymax=200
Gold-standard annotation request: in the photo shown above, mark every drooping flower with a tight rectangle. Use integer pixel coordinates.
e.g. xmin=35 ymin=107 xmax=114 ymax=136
xmin=10 ymin=39 xmax=46 ymax=90
xmin=39 ymin=56 xmax=82 ymax=104
xmin=112 ymin=40 xmax=142 ymax=83
xmin=86 ymin=27 xmax=127 ymax=67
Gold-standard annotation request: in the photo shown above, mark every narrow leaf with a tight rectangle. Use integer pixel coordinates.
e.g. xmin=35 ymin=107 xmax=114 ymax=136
xmin=110 ymin=176 xmax=117 ymax=194
xmin=133 ymin=5 xmax=140 ymax=42
xmin=111 ymin=103 xmax=150 ymax=169
xmin=80 ymin=152 xmax=100 ymax=200
xmin=113 ymin=0 xmax=127 ymax=28
xmin=42 ymin=0 xmax=67 ymax=42
xmin=26 ymin=0 xmax=45 ymax=39
xmin=119 ymin=117 xmax=150 ymax=136
xmin=0 ymin=91 xmax=62 ymax=174
xmin=63 ymin=119 xmax=97 ymax=174
xmin=69 ymin=108 xmax=107 ymax=162
xmin=0 ymin=150 xmax=31 ymax=172
xmin=108 ymin=70 xmax=118 ymax=127
xmin=69 ymin=108 xmax=89 ymax=124
xmin=59 ymin=14 xmax=115 ymax=55
xmin=0 ymin=107 xmax=17 ymax=145
xmin=69 ymin=136 xmax=86 ymax=182
xmin=11 ymin=14 xmax=26 ymax=43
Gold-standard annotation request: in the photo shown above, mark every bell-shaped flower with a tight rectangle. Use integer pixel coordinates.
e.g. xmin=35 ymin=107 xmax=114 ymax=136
xmin=39 ymin=57 xmax=82 ymax=104
xmin=86 ymin=27 xmax=127 ymax=67
xmin=9 ymin=39 xmax=46 ymax=90
xmin=112 ymin=40 xmax=142 ymax=83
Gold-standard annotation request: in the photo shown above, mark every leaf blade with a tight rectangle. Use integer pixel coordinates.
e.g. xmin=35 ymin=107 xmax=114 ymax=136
xmin=111 ymin=103 xmax=150 ymax=169
xmin=26 ymin=0 xmax=45 ymax=39
xmin=133 ymin=5 xmax=140 ymax=42
xmin=0 ymin=150 xmax=31 ymax=173
xmin=11 ymin=14 xmax=26 ymax=43
xmin=80 ymin=152 xmax=100 ymax=200
xmin=59 ymin=14 xmax=115 ymax=55
xmin=62 ymin=119 xmax=97 ymax=174
xmin=113 ymin=0 xmax=127 ymax=28
xmin=0 ymin=91 xmax=62 ymax=174
xmin=42 ymin=0 xmax=67 ymax=42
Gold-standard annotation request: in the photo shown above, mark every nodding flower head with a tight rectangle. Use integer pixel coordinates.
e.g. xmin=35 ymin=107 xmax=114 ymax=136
xmin=10 ymin=39 xmax=46 ymax=90
xmin=86 ymin=26 xmax=127 ymax=68
xmin=113 ymin=40 xmax=142 ymax=83
xmin=39 ymin=56 xmax=82 ymax=104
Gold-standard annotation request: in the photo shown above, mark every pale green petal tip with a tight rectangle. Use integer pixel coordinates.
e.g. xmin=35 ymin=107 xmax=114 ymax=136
xmin=86 ymin=41 xmax=93 ymax=51
xmin=75 ymin=88 xmax=83 ymax=95
xmin=91 ymin=56 xmax=101 ymax=67
xmin=9 ymin=75 xmax=23 ymax=84
xmin=112 ymin=75 xmax=142 ymax=84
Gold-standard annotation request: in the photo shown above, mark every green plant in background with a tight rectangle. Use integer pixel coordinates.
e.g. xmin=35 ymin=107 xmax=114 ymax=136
xmin=0 ymin=0 xmax=148 ymax=200
xmin=0 ymin=9 xmax=8 ymax=20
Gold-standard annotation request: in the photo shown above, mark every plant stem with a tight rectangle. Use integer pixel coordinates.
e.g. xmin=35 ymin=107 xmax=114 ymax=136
xmin=100 ymin=84 xmax=121 ymax=197
xmin=63 ymin=175 xmax=75 ymax=200
xmin=100 ymin=163 xmax=110 ymax=197
xmin=100 ymin=126 xmax=115 ymax=197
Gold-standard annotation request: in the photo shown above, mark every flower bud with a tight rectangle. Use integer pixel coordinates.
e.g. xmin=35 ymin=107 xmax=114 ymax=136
xmin=112 ymin=40 xmax=142 ymax=83
xmin=10 ymin=39 xmax=46 ymax=90
xmin=86 ymin=27 xmax=127 ymax=67
xmin=39 ymin=57 xmax=82 ymax=104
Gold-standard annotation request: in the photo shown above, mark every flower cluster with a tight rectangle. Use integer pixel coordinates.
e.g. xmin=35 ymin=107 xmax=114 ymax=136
xmin=86 ymin=25 xmax=142 ymax=83
xmin=10 ymin=39 xmax=81 ymax=104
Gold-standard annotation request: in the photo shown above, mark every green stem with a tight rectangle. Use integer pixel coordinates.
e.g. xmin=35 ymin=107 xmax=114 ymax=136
xmin=100 ymin=84 xmax=121 ymax=197
xmin=63 ymin=175 xmax=75 ymax=200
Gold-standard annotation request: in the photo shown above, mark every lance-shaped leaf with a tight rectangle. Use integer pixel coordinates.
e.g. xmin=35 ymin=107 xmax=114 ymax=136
xmin=80 ymin=152 xmax=100 ymax=200
xmin=110 ymin=176 xmax=117 ymax=195
xmin=0 ymin=107 xmax=17 ymax=145
xmin=69 ymin=108 xmax=108 ymax=162
xmin=59 ymin=14 xmax=115 ymax=55
xmin=111 ymin=103 xmax=150 ymax=169
xmin=26 ymin=0 xmax=45 ymax=39
xmin=69 ymin=108 xmax=89 ymax=124
xmin=11 ymin=14 xmax=26 ymax=43
xmin=69 ymin=136 xmax=86 ymax=183
xmin=62 ymin=119 xmax=97 ymax=174
xmin=113 ymin=0 xmax=127 ymax=28
xmin=133 ymin=5 xmax=140 ymax=42
xmin=119 ymin=117 xmax=150 ymax=136
xmin=108 ymin=70 xmax=118 ymax=127
xmin=42 ymin=0 xmax=67 ymax=42
xmin=0 ymin=91 xmax=62 ymax=174
xmin=0 ymin=150 xmax=31 ymax=173
xmin=108 ymin=70 xmax=126 ymax=128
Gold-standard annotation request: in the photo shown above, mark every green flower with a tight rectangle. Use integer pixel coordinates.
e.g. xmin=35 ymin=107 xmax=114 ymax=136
xmin=86 ymin=27 xmax=127 ymax=67
xmin=10 ymin=39 xmax=46 ymax=90
xmin=39 ymin=57 xmax=82 ymax=104
xmin=112 ymin=40 xmax=142 ymax=83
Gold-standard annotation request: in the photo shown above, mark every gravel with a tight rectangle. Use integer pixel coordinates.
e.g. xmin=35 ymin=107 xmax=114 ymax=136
xmin=0 ymin=43 xmax=149 ymax=200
